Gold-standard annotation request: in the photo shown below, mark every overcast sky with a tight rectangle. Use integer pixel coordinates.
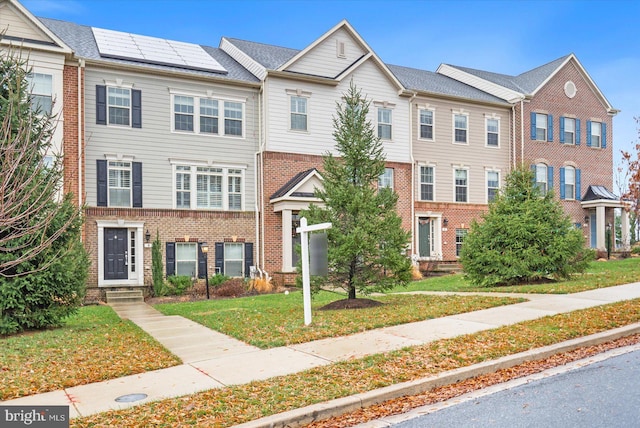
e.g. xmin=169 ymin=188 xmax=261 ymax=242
xmin=22 ymin=0 xmax=640 ymax=188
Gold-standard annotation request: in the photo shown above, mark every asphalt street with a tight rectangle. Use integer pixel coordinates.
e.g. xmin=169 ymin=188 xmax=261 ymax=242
xmin=389 ymin=347 xmax=640 ymax=428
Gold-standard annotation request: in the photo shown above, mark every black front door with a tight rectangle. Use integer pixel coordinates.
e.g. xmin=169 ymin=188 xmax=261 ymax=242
xmin=105 ymin=228 xmax=128 ymax=280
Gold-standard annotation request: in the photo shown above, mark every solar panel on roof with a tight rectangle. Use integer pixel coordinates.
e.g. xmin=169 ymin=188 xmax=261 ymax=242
xmin=91 ymin=27 xmax=227 ymax=74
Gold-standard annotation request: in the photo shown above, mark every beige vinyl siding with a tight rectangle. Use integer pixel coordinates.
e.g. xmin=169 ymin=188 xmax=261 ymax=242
xmin=84 ymin=68 xmax=259 ymax=209
xmin=264 ymin=60 xmax=411 ymax=163
xmin=286 ymin=28 xmax=367 ymax=78
xmin=0 ymin=2 xmax=53 ymax=43
xmin=413 ymin=98 xmax=511 ymax=204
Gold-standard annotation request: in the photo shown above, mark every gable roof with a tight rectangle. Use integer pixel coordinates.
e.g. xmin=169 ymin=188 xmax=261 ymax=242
xmin=387 ymin=64 xmax=508 ymax=105
xmin=438 ymin=54 xmax=618 ymax=113
xmin=270 ymin=168 xmax=321 ymax=200
xmin=0 ymin=0 xmax=71 ymax=54
xmin=38 ymin=17 xmax=259 ymax=84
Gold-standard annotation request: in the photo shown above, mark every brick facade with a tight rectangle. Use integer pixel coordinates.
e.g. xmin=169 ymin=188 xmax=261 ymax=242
xmin=261 ymin=151 xmax=413 ymax=282
xmin=84 ymin=208 xmax=255 ymax=300
xmin=514 ymin=59 xmax=616 ymax=247
xmin=61 ymin=64 xmax=84 ymax=207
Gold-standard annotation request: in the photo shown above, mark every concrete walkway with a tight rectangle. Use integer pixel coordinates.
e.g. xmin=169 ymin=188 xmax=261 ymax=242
xmin=3 ymin=282 xmax=640 ymax=420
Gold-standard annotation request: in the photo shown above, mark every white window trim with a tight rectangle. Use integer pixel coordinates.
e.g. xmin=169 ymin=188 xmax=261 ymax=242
xmin=535 ymin=163 xmax=548 ymax=195
xmin=535 ymin=112 xmax=548 ymax=142
xmin=452 ymin=111 xmax=469 ymax=145
xmin=414 ymin=213 xmax=443 ymax=261
xmin=564 ymin=165 xmax=576 ymax=200
xmin=171 ymin=162 xmax=246 ymax=211
xmin=453 ymin=166 xmax=469 ymax=203
xmin=485 ymin=115 xmax=500 ymax=148
xmin=376 ymin=106 xmax=393 ymax=141
xmin=564 ymin=117 xmax=576 ymax=145
xmin=106 ymin=86 xmax=132 ymax=128
xmin=169 ymin=91 xmax=246 ymax=138
xmin=106 ymin=160 xmax=133 ymax=208
xmin=378 ymin=167 xmax=394 ymax=190
xmin=590 ymin=121 xmax=602 ymax=148
xmin=485 ymin=168 xmax=501 ymax=204
xmin=224 ymin=242 xmax=245 ymax=277
xmin=96 ymin=220 xmax=144 ymax=287
xmin=418 ymin=163 xmax=436 ymax=201
xmin=418 ymin=107 xmax=435 ymax=141
xmin=288 ymin=94 xmax=309 ymax=133
xmin=28 ymin=72 xmax=54 ymax=114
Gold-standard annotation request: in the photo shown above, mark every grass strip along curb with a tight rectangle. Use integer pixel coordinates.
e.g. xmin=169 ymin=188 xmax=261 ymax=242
xmin=71 ymin=299 xmax=640 ymax=428
xmin=237 ymin=324 xmax=640 ymax=428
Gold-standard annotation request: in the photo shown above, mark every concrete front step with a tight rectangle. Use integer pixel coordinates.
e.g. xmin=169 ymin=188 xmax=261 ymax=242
xmin=106 ymin=290 xmax=144 ymax=304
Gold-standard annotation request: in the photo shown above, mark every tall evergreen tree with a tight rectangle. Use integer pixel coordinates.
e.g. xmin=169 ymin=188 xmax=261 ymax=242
xmin=303 ymin=82 xmax=412 ymax=299
xmin=460 ymin=165 xmax=591 ymax=287
xmin=0 ymin=47 xmax=88 ymax=334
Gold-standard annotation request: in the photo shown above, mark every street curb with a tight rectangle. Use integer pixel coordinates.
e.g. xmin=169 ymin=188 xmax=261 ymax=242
xmin=233 ymin=323 xmax=640 ymax=428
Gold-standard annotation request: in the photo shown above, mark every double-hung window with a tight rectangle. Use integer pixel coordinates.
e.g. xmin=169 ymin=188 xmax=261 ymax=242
xmin=419 ymin=109 xmax=433 ymax=140
xmin=486 ymin=118 xmax=499 ymax=147
xmin=176 ymin=242 xmax=197 ymax=277
xmin=224 ymin=242 xmax=244 ymax=277
xmin=174 ymin=95 xmax=194 ymax=131
xmin=224 ymin=101 xmax=243 ymax=136
xmin=200 ymin=99 xmax=219 ymax=134
xmin=562 ymin=117 xmax=576 ymax=145
xmin=378 ymin=168 xmax=394 ymax=190
xmin=534 ymin=163 xmax=553 ymax=196
xmin=454 ymin=114 xmax=468 ymax=144
xmin=175 ymin=166 xmax=191 ymax=209
xmin=174 ymin=163 xmax=244 ymax=210
xmin=487 ymin=170 xmax=499 ymax=202
xmin=535 ymin=113 xmax=547 ymax=141
xmin=561 ymin=166 xmax=578 ymax=200
xmin=108 ymin=87 xmax=131 ymax=126
xmin=587 ymin=121 xmax=606 ymax=148
xmin=172 ymin=95 xmax=243 ymax=137
xmin=290 ymin=96 xmax=307 ymax=131
xmin=28 ymin=73 xmax=53 ymax=114
xmin=378 ymin=108 xmax=392 ymax=140
xmin=108 ymin=161 xmax=131 ymax=207
xmin=531 ymin=112 xmax=553 ymax=142
xmin=420 ymin=166 xmax=434 ymax=201
xmin=454 ymin=168 xmax=468 ymax=202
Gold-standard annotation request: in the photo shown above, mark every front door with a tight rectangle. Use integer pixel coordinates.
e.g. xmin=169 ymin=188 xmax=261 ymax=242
xmin=104 ymin=228 xmax=128 ymax=280
xmin=418 ymin=217 xmax=433 ymax=258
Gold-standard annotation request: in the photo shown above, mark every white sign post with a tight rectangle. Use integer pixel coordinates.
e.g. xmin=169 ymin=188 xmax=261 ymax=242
xmin=297 ymin=217 xmax=332 ymax=325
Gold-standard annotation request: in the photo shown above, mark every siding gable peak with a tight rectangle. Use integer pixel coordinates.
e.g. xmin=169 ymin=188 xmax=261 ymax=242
xmin=1 ymin=0 xmax=72 ymax=54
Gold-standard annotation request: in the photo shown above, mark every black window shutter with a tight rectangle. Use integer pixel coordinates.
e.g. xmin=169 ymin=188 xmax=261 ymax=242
xmin=132 ymin=162 xmax=143 ymax=207
xmin=96 ymin=159 xmax=108 ymax=206
xmin=215 ymin=242 xmax=224 ymax=275
xmin=244 ymin=242 xmax=253 ymax=278
xmin=166 ymin=242 xmax=175 ymax=277
xmin=197 ymin=243 xmax=206 ymax=279
xmin=96 ymin=85 xmax=107 ymax=125
xmin=132 ymin=89 xmax=142 ymax=128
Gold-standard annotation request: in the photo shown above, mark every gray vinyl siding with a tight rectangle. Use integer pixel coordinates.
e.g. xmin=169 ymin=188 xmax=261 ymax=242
xmin=85 ymin=67 xmax=259 ymax=209
xmin=413 ymin=98 xmax=511 ymax=204
xmin=264 ymin=60 xmax=411 ymax=163
xmin=286 ymin=28 xmax=367 ymax=78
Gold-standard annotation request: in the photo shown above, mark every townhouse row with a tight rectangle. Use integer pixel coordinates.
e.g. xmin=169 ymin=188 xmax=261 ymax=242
xmin=1 ymin=0 xmax=627 ymax=300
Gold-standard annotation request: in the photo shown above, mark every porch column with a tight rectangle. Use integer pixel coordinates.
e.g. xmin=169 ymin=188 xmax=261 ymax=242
xmin=621 ymin=209 xmax=631 ymax=250
xmin=596 ymin=206 xmax=606 ymax=250
xmin=281 ymin=209 xmax=293 ymax=272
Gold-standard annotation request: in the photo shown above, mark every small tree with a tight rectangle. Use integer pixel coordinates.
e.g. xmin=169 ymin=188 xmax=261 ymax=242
xmin=151 ymin=230 xmax=165 ymax=296
xmin=303 ymin=82 xmax=412 ymax=299
xmin=0 ymin=47 xmax=88 ymax=334
xmin=619 ymin=117 xmax=640 ymax=240
xmin=460 ymin=166 xmax=591 ymax=287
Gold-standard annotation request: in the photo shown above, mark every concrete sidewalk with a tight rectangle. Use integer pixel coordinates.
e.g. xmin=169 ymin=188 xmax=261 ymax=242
xmin=3 ymin=282 xmax=640 ymax=420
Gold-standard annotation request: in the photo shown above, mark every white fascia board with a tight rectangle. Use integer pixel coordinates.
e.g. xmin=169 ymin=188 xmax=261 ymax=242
xmin=219 ymin=37 xmax=267 ymax=81
xmin=437 ymin=63 xmax=523 ymax=103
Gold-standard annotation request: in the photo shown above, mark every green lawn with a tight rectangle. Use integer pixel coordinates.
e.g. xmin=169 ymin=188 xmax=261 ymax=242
xmin=0 ymin=305 xmax=180 ymax=401
xmin=154 ymin=291 xmax=524 ymax=348
xmin=388 ymin=257 xmax=640 ymax=294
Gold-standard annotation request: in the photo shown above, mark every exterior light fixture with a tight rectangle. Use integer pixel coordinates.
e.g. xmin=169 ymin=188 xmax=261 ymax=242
xmin=145 ymin=229 xmax=151 ymax=243
xmin=443 ymin=218 xmax=449 ymax=227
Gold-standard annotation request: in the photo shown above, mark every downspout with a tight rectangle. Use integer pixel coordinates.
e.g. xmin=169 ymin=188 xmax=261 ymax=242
xmin=511 ymin=104 xmax=516 ymax=169
xmin=408 ymin=91 xmax=417 ymax=257
xmin=520 ymin=98 xmax=524 ymax=166
xmin=258 ymin=84 xmax=265 ymax=270
xmin=77 ymin=59 xmax=85 ymax=211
